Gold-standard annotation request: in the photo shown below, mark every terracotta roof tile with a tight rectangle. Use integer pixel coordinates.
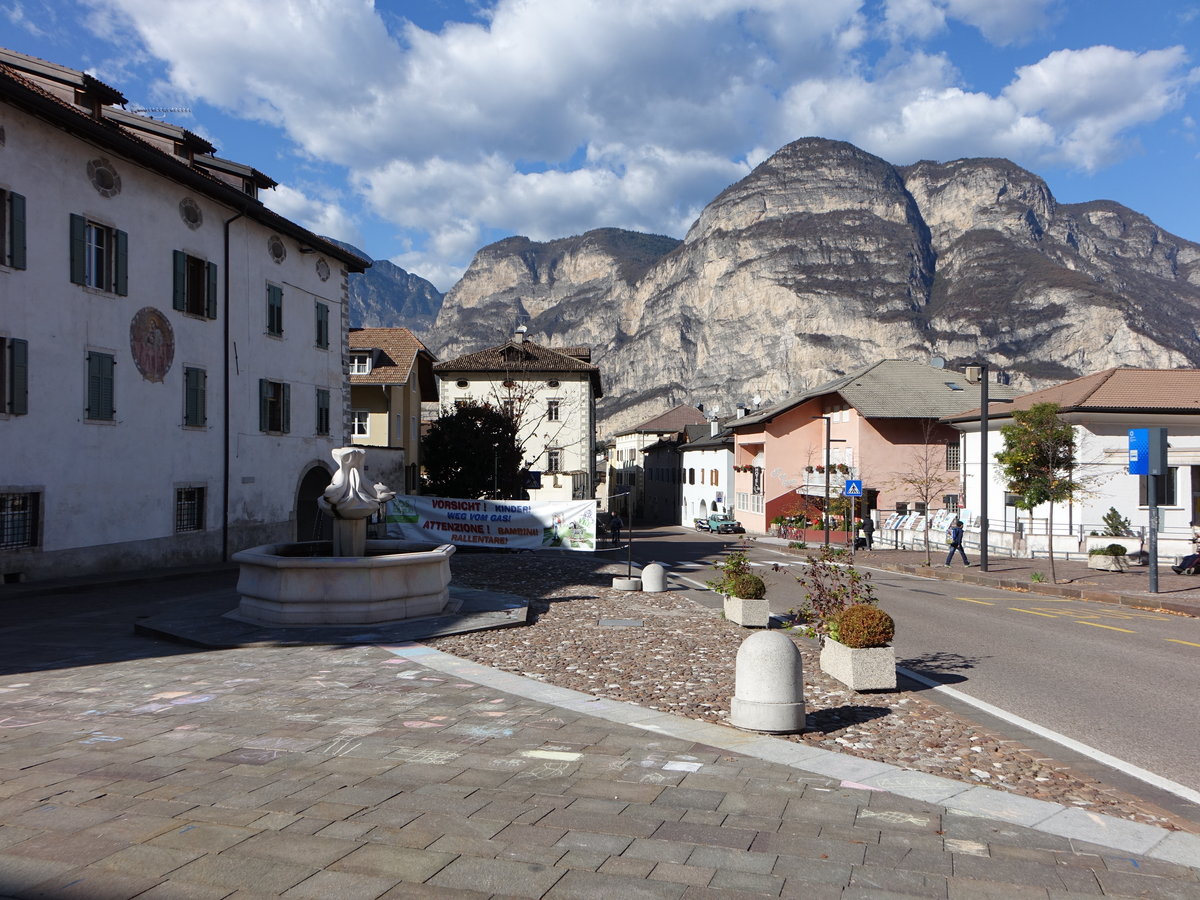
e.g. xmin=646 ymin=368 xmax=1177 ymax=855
xmin=617 ymin=405 xmax=707 ymax=435
xmin=434 ymin=339 xmax=603 ymax=397
xmin=349 ymin=327 xmax=433 ymax=385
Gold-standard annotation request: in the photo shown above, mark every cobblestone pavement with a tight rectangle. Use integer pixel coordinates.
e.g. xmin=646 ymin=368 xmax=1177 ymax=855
xmin=0 ymin=561 xmax=1198 ymax=898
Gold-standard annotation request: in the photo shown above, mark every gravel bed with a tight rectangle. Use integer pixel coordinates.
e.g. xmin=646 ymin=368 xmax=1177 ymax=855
xmin=430 ymin=551 xmax=1194 ymax=833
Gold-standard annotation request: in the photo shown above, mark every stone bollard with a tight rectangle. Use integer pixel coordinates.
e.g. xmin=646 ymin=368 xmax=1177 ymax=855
xmin=730 ymin=631 xmax=805 ymax=733
xmin=641 ymin=563 xmax=666 ymax=593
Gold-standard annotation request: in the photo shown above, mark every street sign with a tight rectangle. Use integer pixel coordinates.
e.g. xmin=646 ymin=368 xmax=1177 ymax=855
xmin=1128 ymin=427 xmax=1168 ymax=476
xmin=842 ymin=479 xmax=863 ymax=497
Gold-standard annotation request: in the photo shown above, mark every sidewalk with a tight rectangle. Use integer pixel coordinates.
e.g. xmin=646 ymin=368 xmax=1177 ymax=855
xmin=0 ymin=569 xmax=1198 ymax=897
xmin=761 ymin=537 xmax=1200 ymax=618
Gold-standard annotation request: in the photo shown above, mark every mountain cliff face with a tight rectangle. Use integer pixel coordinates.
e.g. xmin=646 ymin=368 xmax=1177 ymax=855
xmin=427 ymin=138 xmax=1200 ymax=434
xmin=330 ymin=240 xmax=444 ymax=332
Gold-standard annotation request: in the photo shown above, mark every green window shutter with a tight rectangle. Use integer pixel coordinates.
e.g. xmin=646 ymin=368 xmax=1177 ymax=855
xmin=259 ymin=379 xmax=269 ymax=431
xmin=87 ymin=352 xmax=114 ymax=419
xmin=281 ymin=382 xmax=291 ymax=433
xmin=206 ymin=261 xmax=218 ymax=318
xmin=316 ymin=388 xmax=329 ymax=435
xmin=9 ymin=193 xmax=26 ymax=270
xmin=172 ymin=250 xmax=186 ymax=311
xmin=197 ymin=368 xmax=206 ymax=425
xmin=10 ymin=338 xmax=28 ymax=415
xmin=184 ymin=367 xmax=207 ymax=426
xmin=267 ymin=284 xmax=283 ymax=335
xmin=70 ymin=214 xmax=87 ymax=285
xmin=114 ymin=229 xmax=128 ymax=296
xmin=315 ymin=302 xmax=329 ymax=348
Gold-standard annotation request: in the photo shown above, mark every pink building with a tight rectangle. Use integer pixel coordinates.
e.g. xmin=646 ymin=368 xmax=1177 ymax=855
xmin=728 ymin=360 xmax=1019 ymax=534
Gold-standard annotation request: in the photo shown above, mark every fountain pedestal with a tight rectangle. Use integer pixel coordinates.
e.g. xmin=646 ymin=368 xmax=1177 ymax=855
xmin=233 ymin=448 xmax=457 ymax=627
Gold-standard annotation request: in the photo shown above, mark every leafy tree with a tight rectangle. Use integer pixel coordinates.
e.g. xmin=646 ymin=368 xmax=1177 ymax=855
xmin=422 ymin=401 xmax=523 ymax=499
xmin=995 ymin=402 xmax=1078 ymax=584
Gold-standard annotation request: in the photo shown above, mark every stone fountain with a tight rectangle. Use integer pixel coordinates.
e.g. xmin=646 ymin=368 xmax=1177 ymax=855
xmin=232 ymin=447 xmax=456 ymax=626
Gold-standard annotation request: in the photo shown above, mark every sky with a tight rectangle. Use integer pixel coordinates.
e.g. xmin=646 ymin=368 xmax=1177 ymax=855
xmin=5 ymin=0 xmax=1199 ymax=291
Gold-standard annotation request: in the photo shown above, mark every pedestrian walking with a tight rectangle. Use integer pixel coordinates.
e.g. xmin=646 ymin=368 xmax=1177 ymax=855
xmin=609 ymin=514 xmax=624 ymax=547
xmin=861 ymin=515 xmax=875 ymax=550
xmin=942 ymin=517 xmax=970 ymax=567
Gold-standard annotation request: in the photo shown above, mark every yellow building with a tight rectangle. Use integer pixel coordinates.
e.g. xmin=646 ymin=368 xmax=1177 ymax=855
xmin=348 ymin=328 xmax=438 ymax=494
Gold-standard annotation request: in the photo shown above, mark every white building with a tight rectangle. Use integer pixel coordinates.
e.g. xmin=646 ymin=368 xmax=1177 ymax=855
xmin=945 ymin=368 xmax=1200 ymax=561
xmin=609 ymin=405 xmax=706 ymax=521
xmin=0 ymin=49 xmax=368 ymax=581
xmin=678 ymin=422 xmax=735 ymax=524
xmin=433 ymin=329 xmax=601 ymax=502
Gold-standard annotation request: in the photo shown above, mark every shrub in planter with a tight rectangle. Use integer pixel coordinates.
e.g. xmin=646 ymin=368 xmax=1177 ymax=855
xmin=726 ymin=572 xmax=766 ymax=599
xmin=835 ymin=604 xmax=894 ymax=648
xmin=1088 ymin=543 xmax=1129 ymax=557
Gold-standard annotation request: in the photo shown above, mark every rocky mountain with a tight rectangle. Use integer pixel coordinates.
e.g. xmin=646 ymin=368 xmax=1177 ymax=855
xmin=426 ymin=138 xmax=1200 ymax=434
xmin=328 ymin=240 xmax=443 ymax=332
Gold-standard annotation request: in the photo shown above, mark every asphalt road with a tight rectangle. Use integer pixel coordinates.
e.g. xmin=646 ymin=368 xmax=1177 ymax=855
xmin=630 ymin=525 xmax=1200 ymax=794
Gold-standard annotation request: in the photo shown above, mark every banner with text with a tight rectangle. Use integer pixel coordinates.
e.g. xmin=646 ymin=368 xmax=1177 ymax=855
xmin=383 ymin=495 xmax=597 ymax=551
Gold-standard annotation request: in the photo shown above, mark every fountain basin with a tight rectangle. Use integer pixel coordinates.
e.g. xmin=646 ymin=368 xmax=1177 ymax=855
xmin=232 ymin=540 xmax=456 ymax=626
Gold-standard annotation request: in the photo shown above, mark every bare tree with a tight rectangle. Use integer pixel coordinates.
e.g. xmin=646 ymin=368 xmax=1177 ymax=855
xmin=883 ymin=419 xmax=960 ymax=565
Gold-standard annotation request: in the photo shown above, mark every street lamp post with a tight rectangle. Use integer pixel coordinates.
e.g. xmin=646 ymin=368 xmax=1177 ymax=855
xmin=813 ymin=415 xmax=846 ymax=547
xmin=975 ymin=363 xmax=1013 ymax=573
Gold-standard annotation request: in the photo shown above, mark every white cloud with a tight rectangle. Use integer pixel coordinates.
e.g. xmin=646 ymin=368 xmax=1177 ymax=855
xmin=79 ymin=0 xmax=1200 ymax=282
xmin=264 ymin=183 xmax=363 ymax=250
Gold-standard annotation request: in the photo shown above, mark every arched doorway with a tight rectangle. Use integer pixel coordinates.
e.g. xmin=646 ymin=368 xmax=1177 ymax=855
xmin=295 ymin=465 xmax=332 ymax=542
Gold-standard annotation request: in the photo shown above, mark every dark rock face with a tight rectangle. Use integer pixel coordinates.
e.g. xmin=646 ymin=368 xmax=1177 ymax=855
xmin=331 ymin=239 xmax=444 ymax=333
xmin=425 ymin=138 xmax=1200 ymax=433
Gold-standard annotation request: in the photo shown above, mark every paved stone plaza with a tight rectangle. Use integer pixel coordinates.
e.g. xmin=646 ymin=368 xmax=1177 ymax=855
xmin=1 ymin=569 xmax=1199 ymax=898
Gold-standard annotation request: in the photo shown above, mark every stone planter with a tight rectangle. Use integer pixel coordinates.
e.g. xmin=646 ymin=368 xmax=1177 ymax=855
xmin=724 ymin=594 xmax=769 ymax=628
xmin=819 ymin=638 xmax=896 ymax=691
xmin=1087 ymin=554 xmax=1127 ymax=572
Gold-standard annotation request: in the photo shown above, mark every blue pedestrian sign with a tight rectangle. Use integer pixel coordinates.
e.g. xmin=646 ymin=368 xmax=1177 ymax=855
xmin=842 ymin=480 xmax=863 ymax=497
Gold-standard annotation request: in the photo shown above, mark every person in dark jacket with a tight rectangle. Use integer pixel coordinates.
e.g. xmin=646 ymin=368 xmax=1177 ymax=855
xmin=943 ymin=518 xmax=970 ymax=567
xmin=609 ymin=514 xmax=624 ymax=547
xmin=861 ymin=516 xmax=875 ymax=550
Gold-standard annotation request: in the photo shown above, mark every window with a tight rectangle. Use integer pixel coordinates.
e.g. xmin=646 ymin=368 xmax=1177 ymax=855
xmin=914 ymin=502 xmax=927 ymax=515
xmin=1139 ymin=469 xmax=1178 ymax=506
xmin=70 ymin=215 xmax=127 ymax=294
xmin=546 ymin=449 xmax=562 ymax=473
xmin=266 ymin=283 xmax=283 ymax=336
xmin=172 ymin=250 xmax=217 ymax=318
xmin=86 ymin=351 xmax=115 ymax=420
xmin=258 ymin=379 xmax=290 ymax=433
xmin=315 ymin=302 xmax=329 ymax=349
xmin=183 ymin=367 xmax=206 ymax=427
xmin=0 ymin=492 xmax=39 ymax=550
xmin=944 ymin=494 xmax=960 ymax=511
xmin=351 ymin=409 xmax=369 ymax=437
xmin=895 ymin=502 xmax=909 ymax=515
xmin=711 ymin=469 xmax=718 ymax=487
xmin=316 ymin=389 xmax=330 ymax=436
xmin=546 ymin=399 xmax=560 ymax=422
xmin=1 ymin=189 xmax=26 ymax=269
xmin=501 ymin=399 xmax=515 ymax=418
xmin=350 ymin=353 xmax=371 ymax=375
xmin=175 ymin=486 xmax=205 ymax=533
xmin=1 ymin=337 xmax=28 ymax=415
xmin=946 ymin=442 xmax=960 ymax=471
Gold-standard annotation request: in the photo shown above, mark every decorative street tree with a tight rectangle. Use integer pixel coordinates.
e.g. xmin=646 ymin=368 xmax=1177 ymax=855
xmin=422 ymin=401 xmax=523 ymax=499
xmin=885 ymin=418 xmax=960 ymax=566
xmin=995 ymin=402 xmax=1078 ymax=584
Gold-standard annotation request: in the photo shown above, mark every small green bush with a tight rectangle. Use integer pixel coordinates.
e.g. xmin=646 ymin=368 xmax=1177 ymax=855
xmin=726 ymin=572 xmax=766 ymax=599
xmin=835 ymin=604 xmax=894 ymax=648
xmin=788 ymin=541 xmax=807 ymax=550
xmin=1088 ymin=543 xmax=1129 ymax=557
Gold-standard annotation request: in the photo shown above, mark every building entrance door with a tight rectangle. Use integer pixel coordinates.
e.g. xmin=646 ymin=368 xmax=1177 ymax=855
xmin=295 ymin=466 xmax=332 ymax=542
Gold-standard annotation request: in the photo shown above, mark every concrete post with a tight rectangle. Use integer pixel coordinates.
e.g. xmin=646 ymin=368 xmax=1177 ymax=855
xmin=730 ymin=631 xmax=805 ymax=733
xmin=641 ymin=563 xmax=666 ymax=592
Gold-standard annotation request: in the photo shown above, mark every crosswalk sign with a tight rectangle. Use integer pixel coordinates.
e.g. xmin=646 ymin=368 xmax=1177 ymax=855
xmin=842 ymin=479 xmax=863 ymax=497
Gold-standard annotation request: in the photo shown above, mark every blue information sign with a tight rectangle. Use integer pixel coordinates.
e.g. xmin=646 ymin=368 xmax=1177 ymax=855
xmin=1128 ymin=428 xmax=1149 ymax=475
xmin=842 ymin=479 xmax=863 ymax=497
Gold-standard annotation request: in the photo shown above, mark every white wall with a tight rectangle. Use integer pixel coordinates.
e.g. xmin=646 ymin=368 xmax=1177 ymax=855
xmin=679 ymin=446 xmax=733 ymax=524
xmin=1 ymin=103 xmax=346 ymax=577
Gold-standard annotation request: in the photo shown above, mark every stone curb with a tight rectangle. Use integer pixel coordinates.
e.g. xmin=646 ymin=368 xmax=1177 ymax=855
xmin=383 ymin=641 xmax=1200 ymax=869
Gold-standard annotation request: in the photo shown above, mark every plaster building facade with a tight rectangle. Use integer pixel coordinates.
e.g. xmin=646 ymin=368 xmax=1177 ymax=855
xmin=678 ymin=421 xmax=735 ymax=524
xmin=348 ymin=328 xmax=438 ymax=495
xmin=433 ymin=329 xmax=601 ymax=503
xmin=0 ymin=48 xmax=367 ymax=581
xmin=609 ymin=405 xmax=706 ymax=521
xmin=945 ymin=367 xmax=1200 ymax=562
xmin=728 ymin=360 xmax=1019 ymax=535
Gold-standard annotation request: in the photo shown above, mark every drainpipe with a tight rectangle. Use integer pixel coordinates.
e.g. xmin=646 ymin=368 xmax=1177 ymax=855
xmin=222 ymin=210 xmax=244 ymax=561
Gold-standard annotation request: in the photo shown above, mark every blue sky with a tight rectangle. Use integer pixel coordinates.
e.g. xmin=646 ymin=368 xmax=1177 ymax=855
xmin=5 ymin=0 xmax=1199 ymax=290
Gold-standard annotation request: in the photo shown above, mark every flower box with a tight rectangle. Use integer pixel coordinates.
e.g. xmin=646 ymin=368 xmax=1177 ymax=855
xmin=819 ymin=638 xmax=896 ymax=691
xmin=725 ymin=595 xmax=770 ymax=628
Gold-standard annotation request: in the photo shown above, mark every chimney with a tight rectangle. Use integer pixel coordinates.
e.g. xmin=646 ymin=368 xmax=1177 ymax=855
xmin=736 ymin=403 xmax=747 ymax=419
xmin=964 ymin=365 xmax=982 ymax=384
xmin=514 ymin=324 xmax=527 ymax=344
xmin=710 ymin=420 xmax=719 ymax=436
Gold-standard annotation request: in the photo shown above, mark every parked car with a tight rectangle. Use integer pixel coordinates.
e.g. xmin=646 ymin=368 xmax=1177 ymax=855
xmin=707 ymin=513 xmax=744 ymax=534
xmin=693 ymin=517 xmax=711 ymax=532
